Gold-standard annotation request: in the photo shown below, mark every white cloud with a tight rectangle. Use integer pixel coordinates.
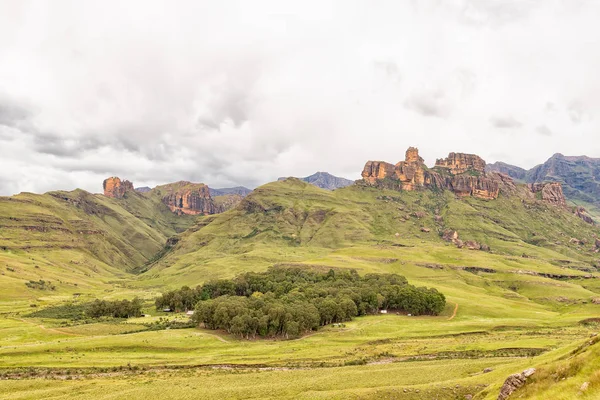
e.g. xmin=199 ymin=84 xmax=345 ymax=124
xmin=0 ymin=0 xmax=600 ymax=195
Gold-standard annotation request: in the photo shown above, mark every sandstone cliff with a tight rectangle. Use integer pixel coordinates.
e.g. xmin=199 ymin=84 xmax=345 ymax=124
xmin=158 ymin=181 xmax=221 ymax=215
xmin=435 ymin=152 xmax=486 ymax=174
xmin=361 ymin=148 xmax=500 ymax=200
xmin=103 ymin=177 xmax=134 ymax=199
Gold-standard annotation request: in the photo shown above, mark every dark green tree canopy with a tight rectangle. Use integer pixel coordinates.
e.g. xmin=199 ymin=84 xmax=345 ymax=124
xmin=156 ymin=267 xmax=445 ymax=339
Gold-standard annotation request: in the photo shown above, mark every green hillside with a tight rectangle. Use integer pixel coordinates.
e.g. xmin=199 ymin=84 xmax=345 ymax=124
xmin=1 ymin=177 xmax=600 ymax=399
xmin=0 ymin=189 xmax=195 ymax=307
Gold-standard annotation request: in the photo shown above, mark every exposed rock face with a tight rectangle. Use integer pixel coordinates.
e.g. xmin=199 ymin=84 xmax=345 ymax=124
xmin=497 ymin=368 xmax=536 ymax=400
xmin=361 ymin=148 xmax=500 ymax=200
xmin=213 ymin=193 xmax=244 ymax=212
xmin=103 ymin=177 xmax=134 ymax=199
xmin=435 ymin=152 xmax=486 ymax=174
xmin=159 ymin=182 xmax=220 ymax=215
xmin=527 ymin=182 xmax=566 ymax=206
xmin=361 ymin=161 xmax=396 ymax=184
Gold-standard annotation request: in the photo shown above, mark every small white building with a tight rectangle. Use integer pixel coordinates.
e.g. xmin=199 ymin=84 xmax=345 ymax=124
xmin=380 ymin=310 xmax=388 ymax=314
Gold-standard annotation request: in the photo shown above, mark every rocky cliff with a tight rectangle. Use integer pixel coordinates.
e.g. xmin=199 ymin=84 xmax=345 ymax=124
xmin=103 ymin=177 xmax=134 ymax=199
xmin=527 ymin=182 xmax=566 ymax=206
xmin=435 ymin=152 xmax=486 ymax=174
xmin=361 ymin=148 xmax=500 ymax=200
xmin=158 ymin=181 xmax=220 ymax=215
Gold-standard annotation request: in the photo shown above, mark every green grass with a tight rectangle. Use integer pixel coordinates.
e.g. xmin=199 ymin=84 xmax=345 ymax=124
xmin=1 ymin=178 xmax=600 ymax=399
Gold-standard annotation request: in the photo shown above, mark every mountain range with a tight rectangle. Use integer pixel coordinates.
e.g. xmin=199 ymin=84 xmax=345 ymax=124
xmin=3 ymin=148 xmax=600 ymax=399
xmin=488 ymin=153 xmax=600 ymax=216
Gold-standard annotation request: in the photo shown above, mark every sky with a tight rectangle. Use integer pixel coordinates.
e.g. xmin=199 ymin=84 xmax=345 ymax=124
xmin=1 ymin=0 xmax=600 ymax=195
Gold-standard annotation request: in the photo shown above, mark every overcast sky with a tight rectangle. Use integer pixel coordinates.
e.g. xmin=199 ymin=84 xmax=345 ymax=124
xmin=1 ymin=0 xmax=599 ymax=195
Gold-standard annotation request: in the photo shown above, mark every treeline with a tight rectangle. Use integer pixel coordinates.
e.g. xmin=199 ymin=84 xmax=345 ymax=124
xmin=29 ymin=298 xmax=144 ymax=320
xmin=156 ymin=268 xmax=445 ymax=339
xmin=87 ymin=298 xmax=143 ymax=318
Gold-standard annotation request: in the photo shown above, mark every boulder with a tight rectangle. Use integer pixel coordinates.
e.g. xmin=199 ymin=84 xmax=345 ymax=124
xmin=443 ymin=230 xmax=459 ymax=242
xmin=420 ymin=227 xmax=431 ymax=233
xmin=575 ymin=207 xmax=595 ymax=225
xmin=465 ymin=240 xmax=481 ymax=250
xmin=497 ymin=368 xmax=536 ymax=400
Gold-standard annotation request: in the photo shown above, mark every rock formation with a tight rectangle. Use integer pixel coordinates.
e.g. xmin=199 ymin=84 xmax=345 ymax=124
xmin=361 ymin=147 xmax=500 ymax=200
xmin=497 ymin=368 xmax=536 ymax=400
xmin=527 ymin=182 xmax=566 ymax=206
xmin=159 ymin=181 xmax=220 ymax=215
xmin=361 ymin=161 xmax=396 ymax=184
xmin=103 ymin=177 xmax=134 ymax=199
xmin=435 ymin=152 xmax=486 ymax=174
xmin=575 ymin=206 xmax=595 ymax=225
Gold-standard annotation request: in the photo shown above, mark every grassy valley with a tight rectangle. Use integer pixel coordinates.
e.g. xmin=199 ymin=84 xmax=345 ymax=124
xmin=1 ymin=178 xmax=600 ymax=399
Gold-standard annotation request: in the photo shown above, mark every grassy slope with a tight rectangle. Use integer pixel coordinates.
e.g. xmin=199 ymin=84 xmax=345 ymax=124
xmin=1 ymin=178 xmax=600 ymax=399
xmin=0 ymin=189 xmax=195 ymax=310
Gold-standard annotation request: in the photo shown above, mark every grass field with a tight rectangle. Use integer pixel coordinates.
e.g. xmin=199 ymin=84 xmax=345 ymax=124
xmin=1 ymin=179 xmax=600 ymax=399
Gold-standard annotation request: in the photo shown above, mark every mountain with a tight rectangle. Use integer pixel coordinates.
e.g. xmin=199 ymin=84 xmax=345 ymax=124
xmin=278 ymin=171 xmax=354 ymax=190
xmin=140 ymin=150 xmax=596 ymax=287
xmin=487 ymin=153 xmax=600 ymax=214
xmin=486 ymin=161 xmax=527 ymax=181
xmin=135 ymin=186 xmax=151 ymax=193
xmin=4 ymin=149 xmax=600 ymax=400
xmin=209 ymin=186 xmax=252 ymax=197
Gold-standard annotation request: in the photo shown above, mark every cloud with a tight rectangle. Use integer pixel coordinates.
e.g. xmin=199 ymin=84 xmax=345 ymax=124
xmin=535 ymin=125 xmax=553 ymax=136
xmin=567 ymin=101 xmax=585 ymax=124
xmin=404 ymin=89 xmax=448 ymax=118
xmin=490 ymin=115 xmax=523 ymax=129
xmin=0 ymin=1 xmax=600 ymax=195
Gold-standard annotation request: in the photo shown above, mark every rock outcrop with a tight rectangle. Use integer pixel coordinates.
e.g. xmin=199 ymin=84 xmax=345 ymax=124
xmin=159 ymin=181 xmax=220 ymax=215
xmin=435 ymin=152 xmax=486 ymax=175
xmin=497 ymin=368 xmax=536 ymax=400
xmin=103 ymin=177 xmax=134 ymax=199
xmin=575 ymin=206 xmax=595 ymax=225
xmin=361 ymin=161 xmax=396 ymax=184
xmin=527 ymin=182 xmax=566 ymax=206
xmin=361 ymin=147 xmax=500 ymax=200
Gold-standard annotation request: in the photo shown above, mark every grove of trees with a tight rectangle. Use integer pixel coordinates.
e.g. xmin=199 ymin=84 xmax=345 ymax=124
xmin=87 ymin=298 xmax=143 ymax=318
xmin=155 ymin=267 xmax=446 ymax=339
